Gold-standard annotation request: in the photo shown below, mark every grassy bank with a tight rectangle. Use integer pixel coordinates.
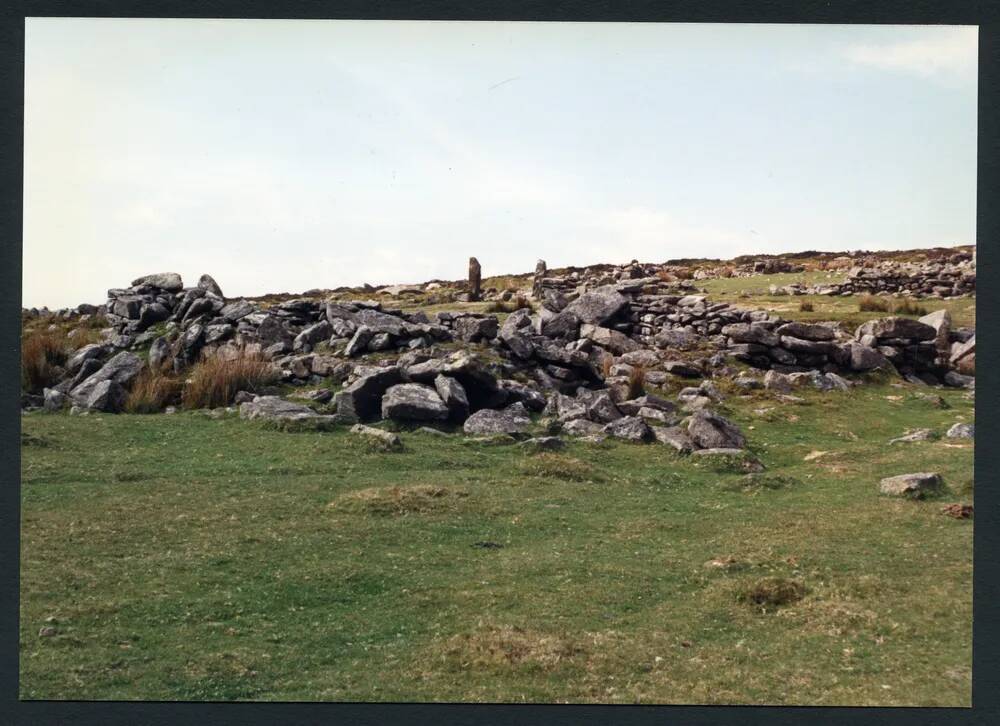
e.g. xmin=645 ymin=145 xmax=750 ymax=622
xmin=20 ymin=380 xmax=972 ymax=704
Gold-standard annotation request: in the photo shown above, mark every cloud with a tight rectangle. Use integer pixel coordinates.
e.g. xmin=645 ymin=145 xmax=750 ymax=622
xmin=843 ymin=27 xmax=977 ymax=82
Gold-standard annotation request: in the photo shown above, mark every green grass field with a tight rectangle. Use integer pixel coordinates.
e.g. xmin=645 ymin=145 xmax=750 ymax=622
xmin=20 ymin=381 xmax=973 ymax=705
xmin=699 ymin=273 xmax=976 ymax=329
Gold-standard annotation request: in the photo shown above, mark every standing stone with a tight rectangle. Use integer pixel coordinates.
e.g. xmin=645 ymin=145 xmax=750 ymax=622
xmin=468 ymin=257 xmax=482 ymax=301
xmin=532 ymin=259 xmax=547 ymax=300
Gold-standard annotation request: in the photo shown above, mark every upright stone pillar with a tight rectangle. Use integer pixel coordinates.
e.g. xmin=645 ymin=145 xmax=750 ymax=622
xmin=468 ymin=257 xmax=482 ymax=301
xmin=532 ymin=259 xmax=547 ymax=300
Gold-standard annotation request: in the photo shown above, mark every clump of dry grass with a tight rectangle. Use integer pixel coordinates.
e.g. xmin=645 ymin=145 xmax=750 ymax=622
xmin=124 ymin=370 xmax=182 ymax=414
xmin=738 ymin=577 xmax=807 ymax=610
xmin=21 ymin=329 xmax=68 ymax=392
xmin=858 ymin=294 xmax=890 ymax=313
xmin=65 ymin=326 xmax=105 ymax=349
xmin=626 ymin=365 xmax=646 ymax=399
xmin=440 ymin=624 xmax=585 ymax=670
xmin=329 ymin=485 xmax=468 ymax=516
xmin=484 ymin=295 xmax=532 ymax=314
xmin=518 ymin=453 xmax=597 ymax=482
xmin=891 ymin=298 xmax=928 ymax=316
xmin=799 ymin=301 xmax=815 ymax=312
xmin=858 ymin=295 xmax=928 ymax=316
xmin=182 ymin=349 xmax=276 ymax=410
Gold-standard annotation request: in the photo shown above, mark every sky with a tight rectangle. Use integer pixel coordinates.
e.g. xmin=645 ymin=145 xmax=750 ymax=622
xmin=23 ymin=19 xmax=978 ymax=309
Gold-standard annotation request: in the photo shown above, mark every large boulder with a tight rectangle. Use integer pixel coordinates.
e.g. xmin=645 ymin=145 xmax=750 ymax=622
xmin=343 ymin=325 xmax=374 ymax=357
xmin=220 ymin=299 xmax=254 ymax=322
xmin=586 ymin=390 xmax=622 ymax=424
xmin=844 ymin=341 xmax=891 ymax=372
xmin=603 ymin=415 xmax=653 ymax=442
xmin=197 ymin=273 xmax=224 ymax=298
xmin=722 ymin=323 xmax=779 ymax=347
xmin=918 ymin=309 xmax=951 ymax=354
xmin=81 ymin=379 xmax=127 ymax=413
xmin=539 ymin=310 xmax=580 ymax=340
xmin=381 ymin=383 xmax=449 ymax=422
xmin=855 ymin=317 xmax=936 ymax=342
xmin=687 ymin=410 xmax=746 ymax=450
xmin=774 ymin=322 xmax=836 ymax=341
xmin=653 ymin=425 xmax=694 ymax=453
xmin=950 ymin=335 xmax=975 ymax=373
xmin=239 ymin=396 xmax=317 ymax=420
xmin=293 ymin=320 xmax=333 ymax=351
xmin=579 ymin=323 xmax=638 ymax=354
xmin=131 ymin=272 xmax=183 ymax=291
xmin=441 ymin=352 xmax=504 ymax=410
xmin=878 ymin=472 xmax=943 ymax=499
xmin=65 ymin=343 xmax=106 ymax=375
xmin=334 ymin=366 xmax=403 ymax=422
xmin=454 ymin=316 xmax=499 ymax=342
xmin=70 ymin=351 xmax=144 ymax=404
xmin=148 ymin=336 xmax=172 ymax=372
xmin=463 ymin=402 xmax=531 ymax=436
xmin=434 ymin=375 xmax=470 ymax=421
xmin=563 ymin=286 xmax=628 ymax=326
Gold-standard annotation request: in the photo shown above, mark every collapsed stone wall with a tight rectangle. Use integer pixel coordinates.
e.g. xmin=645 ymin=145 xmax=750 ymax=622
xmin=25 ymin=264 xmax=975 ymax=424
xmin=771 ymin=257 xmax=975 ymax=299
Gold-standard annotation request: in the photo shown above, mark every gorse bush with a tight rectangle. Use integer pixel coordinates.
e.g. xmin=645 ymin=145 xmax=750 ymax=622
xmin=182 ymin=349 xmax=276 ymax=410
xmin=21 ymin=329 xmax=68 ymax=393
xmin=125 ymin=370 xmax=182 ymax=414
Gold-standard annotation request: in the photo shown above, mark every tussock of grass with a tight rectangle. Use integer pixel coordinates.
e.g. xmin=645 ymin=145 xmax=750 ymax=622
xmin=484 ymin=295 xmax=532 ymax=313
xmin=738 ymin=578 xmax=807 ymax=610
xmin=329 ymin=485 xmax=468 ymax=515
xmin=517 ymin=453 xmax=597 ymax=482
xmin=858 ymin=295 xmax=928 ymax=316
xmin=182 ymin=349 xmax=276 ymax=410
xmin=21 ymin=329 xmax=68 ymax=392
xmin=20 ymin=431 xmax=51 ymax=447
xmin=627 ymin=365 xmax=646 ymax=399
xmin=439 ymin=624 xmax=585 ymax=670
xmin=124 ymin=370 xmax=182 ymax=414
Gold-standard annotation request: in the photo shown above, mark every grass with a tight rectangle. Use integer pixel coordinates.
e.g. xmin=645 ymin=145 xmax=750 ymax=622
xmin=181 ymin=349 xmax=277 ymax=410
xmin=20 ymin=379 xmax=972 ymax=705
xmin=858 ymin=295 xmax=928 ymax=317
xmin=699 ymin=273 xmax=975 ymax=329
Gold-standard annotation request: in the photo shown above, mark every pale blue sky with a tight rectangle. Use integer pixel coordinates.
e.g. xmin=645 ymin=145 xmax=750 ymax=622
xmin=24 ymin=20 xmax=977 ymax=308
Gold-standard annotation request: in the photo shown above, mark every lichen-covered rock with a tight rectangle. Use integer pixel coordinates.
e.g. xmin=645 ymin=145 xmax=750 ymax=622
xmin=434 ymin=375 xmax=470 ymax=421
xmin=462 ymin=402 xmax=531 ymax=436
xmin=131 ymin=272 xmax=183 ymax=291
xmin=563 ymin=286 xmax=628 ymax=326
xmin=334 ymin=366 xmax=403 ymax=422
xmin=381 ymin=383 xmax=449 ymax=422
xmin=602 ymin=415 xmax=653 ymax=442
xmin=855 ymin=317 xmax=936 ymax=342
xmin=687 ymin=410 xmax=746 ymax=450
xmin=879 ymin=472 xmax=943 ymax=498
xmin=946 ymin=422 xmax=974 ymax=439
xmin=350 ymin=423 xmax=402 ymax=450
xmin=653 ymin=425 xmax=694 ymax=453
